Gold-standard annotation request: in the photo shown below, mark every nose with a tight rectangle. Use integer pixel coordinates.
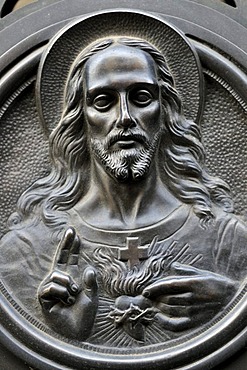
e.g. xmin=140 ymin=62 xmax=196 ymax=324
xmin=116 ymin=94 xmax=135 ymax=129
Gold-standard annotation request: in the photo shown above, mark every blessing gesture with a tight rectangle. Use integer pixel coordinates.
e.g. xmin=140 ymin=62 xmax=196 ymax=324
xmin=38 ymin=227 xmax=98 ymax=340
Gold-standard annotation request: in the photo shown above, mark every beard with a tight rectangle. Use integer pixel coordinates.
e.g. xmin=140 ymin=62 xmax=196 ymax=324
xmin=90 ymin=128 xmax=162 ymax=182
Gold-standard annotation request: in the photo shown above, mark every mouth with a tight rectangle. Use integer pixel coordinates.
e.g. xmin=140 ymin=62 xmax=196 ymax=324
xmin=110 ymin=134 xmax=146 ymax=149
xmin=116 ymin=137 xmax=138 ymax=149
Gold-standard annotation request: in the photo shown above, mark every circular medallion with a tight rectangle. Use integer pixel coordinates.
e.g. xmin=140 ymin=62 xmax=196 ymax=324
xmin=0 ymin=3 xmax=247 ymax=370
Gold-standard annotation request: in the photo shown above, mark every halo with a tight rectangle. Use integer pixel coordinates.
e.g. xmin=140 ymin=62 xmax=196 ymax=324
xmin=36 ymin=9 xmax=204 ymax=135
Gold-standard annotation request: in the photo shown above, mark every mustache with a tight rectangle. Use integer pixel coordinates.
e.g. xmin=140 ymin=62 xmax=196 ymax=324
xmin=105 ymin=129 xmax=150 ymax=149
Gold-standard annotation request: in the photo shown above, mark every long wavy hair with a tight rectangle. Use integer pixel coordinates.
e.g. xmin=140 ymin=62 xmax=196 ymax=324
xmin=10 ymin=37 xmax=233 ymax=229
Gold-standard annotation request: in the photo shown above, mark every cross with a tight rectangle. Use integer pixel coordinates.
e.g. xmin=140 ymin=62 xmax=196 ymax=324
xmin=118 ymin=237 xmax=149 ymax=269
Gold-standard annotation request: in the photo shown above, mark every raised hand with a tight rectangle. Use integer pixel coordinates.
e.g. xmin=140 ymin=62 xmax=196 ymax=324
xmin=38 ymin=227 xmax=98 ymax=340
xmin=142 ymin=262 xmax=238 ymax=331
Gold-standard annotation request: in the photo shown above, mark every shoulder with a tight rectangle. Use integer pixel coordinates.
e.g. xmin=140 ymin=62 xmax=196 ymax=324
xmin=182 ymin=206 xmax=247 ymax=251
xmin=0 ymin=218 xmax=60 ymax=315
xmin=212 ymin=208 xmax=247 ymax=280
xmin=213 ymin=207 xmax=247 ymax=241
xmin=0 ymin=217 xmax=60 ymax=263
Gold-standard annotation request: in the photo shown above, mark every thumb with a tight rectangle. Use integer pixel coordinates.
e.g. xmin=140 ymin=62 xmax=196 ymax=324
xmin=83 ymin=267 xmax=98 ymax=295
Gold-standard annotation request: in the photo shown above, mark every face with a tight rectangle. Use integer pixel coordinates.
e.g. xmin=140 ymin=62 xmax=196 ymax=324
xmin=83 ymin=43 xmax=162 ymax=181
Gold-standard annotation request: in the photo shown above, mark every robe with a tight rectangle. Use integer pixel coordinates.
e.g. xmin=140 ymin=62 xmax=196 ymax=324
xmin=0 ymin=204 xmax=246 ymax=345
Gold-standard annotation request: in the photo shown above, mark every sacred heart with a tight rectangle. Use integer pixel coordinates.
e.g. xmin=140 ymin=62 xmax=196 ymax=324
xmin=108 ymin=295 xmax=157 ymax=342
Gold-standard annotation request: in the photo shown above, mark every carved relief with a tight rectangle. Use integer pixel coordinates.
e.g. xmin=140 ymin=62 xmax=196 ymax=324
xmin=0 ymin=9 xmax=246 ymax=369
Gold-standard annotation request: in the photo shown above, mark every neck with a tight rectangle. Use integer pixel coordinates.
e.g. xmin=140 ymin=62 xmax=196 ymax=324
xmin=94 ymin=158 xmax=158 ymax=216
xmin=76 ymin=156 xmax=181 ymax=229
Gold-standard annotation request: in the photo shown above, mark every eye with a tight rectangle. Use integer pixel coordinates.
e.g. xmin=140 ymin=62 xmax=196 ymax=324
xmin=131 ymin=89 xmax=153 ymax=107
xmin=93 ymin=93 xmax=114 ymax=111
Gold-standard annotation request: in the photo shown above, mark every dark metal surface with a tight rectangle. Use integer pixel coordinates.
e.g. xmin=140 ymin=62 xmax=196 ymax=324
xmin=0 ymin=1 xmax=247 ymax=369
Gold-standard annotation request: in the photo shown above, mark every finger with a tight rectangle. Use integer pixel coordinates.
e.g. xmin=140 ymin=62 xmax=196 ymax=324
xmin=170 ymin=262 xmax=205 ymax=276
xmin=155 ymin=308 xmax=217 ymax=331
xmin=156 ymin=292 xmax=193 ymax=306
xmin=155 ymin=312 xmax=191 ymax=331
xmin=158 ymin=288 xmax=224 ymax=305
xmin=39 ymin=282 xmax=76 ymax=306
xmin=156 ymin=302 xmax=216 ymax=318
xmin=50 ymin=270 xmax=79 ymax=295
xmin=143 ymin=276 xmax=196 ymax=298
xmin=67 ymin=234 xmax=80 ymax=267
xmin=53 ymin=227 xmax=76 ymax=267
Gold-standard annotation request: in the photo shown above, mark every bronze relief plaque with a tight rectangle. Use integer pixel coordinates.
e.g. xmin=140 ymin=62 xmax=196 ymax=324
xmin=0 ymin=3 xmax=247 ymax=369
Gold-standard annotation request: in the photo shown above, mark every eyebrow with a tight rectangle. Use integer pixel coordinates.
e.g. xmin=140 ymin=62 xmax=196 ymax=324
xmin=86 ymin=81 xmax=159 ymax=99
